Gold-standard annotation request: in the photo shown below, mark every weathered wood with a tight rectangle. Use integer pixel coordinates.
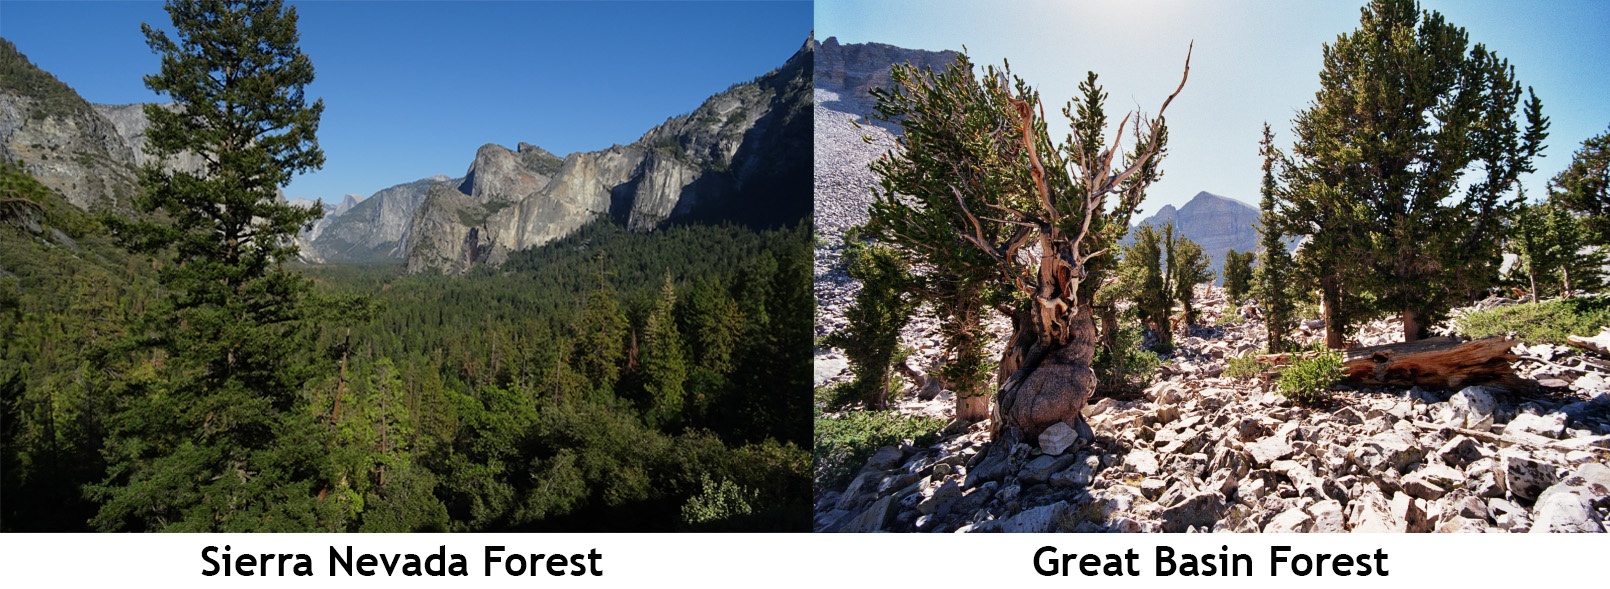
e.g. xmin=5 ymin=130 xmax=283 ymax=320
xmin=1566 ymin=329 xmax=1610 ymax=358
xmin=1341 ymin=336 xmax=1521 ymax=389
xmin=1258 ymin=336 xmax=1522 ymax=389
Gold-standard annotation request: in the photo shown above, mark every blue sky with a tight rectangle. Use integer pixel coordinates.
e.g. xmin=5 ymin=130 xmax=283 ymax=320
xmin=818 ymin=0 xmax=1610 ymax=215
xmin=1 ymin=0 xmax=812 ymax=203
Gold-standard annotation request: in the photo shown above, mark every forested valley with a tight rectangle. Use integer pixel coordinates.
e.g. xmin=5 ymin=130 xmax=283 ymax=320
xmin=1 ymin=0 xmax=812 ymax=532
xmin=2 ymin=164 xmax=812 ymax=531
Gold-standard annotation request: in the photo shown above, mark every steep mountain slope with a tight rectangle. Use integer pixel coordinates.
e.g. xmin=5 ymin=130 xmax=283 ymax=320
xmin=91 ymin=102 xmax=207 ymax=176
xmin=815 ymin=36 xmax=958 ymax=120
xmin=1130 ymin=191 xmax=1261 ymax=282
xmin=0 ymin=39 xmax=137 ymax=209
xmin=306 ymin=174 xmax=459 ymax=264
xmin=402 ymin=37 xmax=814 ymax=274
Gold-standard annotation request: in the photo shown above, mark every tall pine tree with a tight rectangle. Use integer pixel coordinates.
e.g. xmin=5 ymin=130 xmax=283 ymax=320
xmin=1254 ymin=123 xmax=1296 ymax=353
xmin=92 ymin=0 xmax=339 ymax=531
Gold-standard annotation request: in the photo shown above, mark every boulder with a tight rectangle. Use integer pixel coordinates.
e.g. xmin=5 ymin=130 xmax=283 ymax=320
xmin=1246 ymin=436 xmax=1295 ymax=467
xmin=864 ymin=445 xmax=906 ymax=471
xmin=1308 ymin=500 xmax=1347 ymax=533
xmin=1529 ymin=491 xmax=1605 ymax=533
xmin=1050 ymin=463 xmax=1095 ymax=488
xmin=1435 ymin=435 xmax=1483 ymax=468
xmin=1500 ymin=450 xmax=1559 ymax=502
xmin=1447 ymin=386 xmax=1498 ymax=430
xmin=1400 ymin=464 xmax=1463 ymax=501
xmin=1160 ymin=491 xmax=1227 ymax=533
xmin=1125 ymin=449 xmax=1161 ymax=476
xmin=1038 ymin=421 xmax=1080 ymax=455
xmin=1264 ymin=508 xmax=1315 ymax=533
xmin=1389 ymin=492 xmax=1432 ymax=533
xmin=1505 ymin=412 xmax=1568 ymax=439
xmin=999 ymin=501 xmax=1067 ymax=533
xmin=835 ymin=494 xmax=897 ymax=532
xmin=1349 ymin=432 xmax=1425 ymax=473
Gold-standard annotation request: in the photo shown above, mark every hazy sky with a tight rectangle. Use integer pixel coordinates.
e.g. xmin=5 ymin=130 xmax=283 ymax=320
xmin=1 ymin=1 xmax=813 ymax=204
xmin=817 ymin=0 xmax=1610 ymax=215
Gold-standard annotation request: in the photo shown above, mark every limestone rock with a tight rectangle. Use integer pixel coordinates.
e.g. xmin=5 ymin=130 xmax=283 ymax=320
xmin=1505 ymin=412 xmax=1568 ymax=439
xmin=1038 ymin=421 xmax=1079 ymax=456
xmin=1448 ymin=386 xmax=1498 ymax=431
xmin=1160 ymin=491 xmax=1227 ymax=532
xmin=1500 ymin=450 xmax=1559 ymax=502
xmin=1264 ymin=508 xmax=1315 ymax=533
xmin=1125 ymin=449 xmax=1161 ymax=476
xmin=998 ymin=501 xmax=1067 ymax=533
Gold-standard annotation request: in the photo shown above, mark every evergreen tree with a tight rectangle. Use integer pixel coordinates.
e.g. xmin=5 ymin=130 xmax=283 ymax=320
xmin=1255 ymin=124 xmax=1296 ymax=353
xmin=1222 ymin=250 xmax=1254 ymax=303
xmin=1170 ymin=230 xmax=1213 ymax=327
xmin=641 ymin=274 xmax=687 ymax=429
xmin=863 ymin=47 xmax=1188 ymax=441
xmin=573 ymin=278 xmax=627 ymax=397
xmin=822 ymin=233 xmax=916 ymax=409
xmin=90 ymin=0 xmax=339 ymax=531
xmin=1551 ymin=126 xmax=1610 ymax=245
xmin=1119 ymin=223 xmax=1173 ymax=350
xmin=1509 ymin=195 xmax=1606 ymax=299
xmin=1281 ymin=0 xmax=1548 ymax=343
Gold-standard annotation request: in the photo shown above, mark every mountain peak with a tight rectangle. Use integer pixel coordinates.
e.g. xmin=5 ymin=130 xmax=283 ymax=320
xmin=1183 ymin=191 xmax=1255 ymax=212
xmin=1128 ymin=191 xmax=1261 ymax=284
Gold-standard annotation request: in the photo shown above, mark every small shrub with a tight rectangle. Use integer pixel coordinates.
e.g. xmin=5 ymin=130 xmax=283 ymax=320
xmin=1094 ymin=326 xmax=1162 ymax=395
xmin=813 ymin=409 xmax=944 ymax=490
xmin=1453 ymin=296 xmax=1610 ymax=345
xmin=1276 ymin=350 xmax=1344 ymax=405
xmin=1222 ymin=353 xmax=1266 ymax=380
xmin=1215 ymin=312 xmax=1246 ymax=326
xmin=680 ymin=474 xmax=755 ymax=529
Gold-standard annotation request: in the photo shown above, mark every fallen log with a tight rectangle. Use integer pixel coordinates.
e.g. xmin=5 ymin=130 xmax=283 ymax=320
xmin=1259 ymin=336 xmax=1523 ymax=390
xmin=1566 ymin=329 xmax=1610 ymax=359
xmin=1343 ymin=336 xmax=1523 ymax=389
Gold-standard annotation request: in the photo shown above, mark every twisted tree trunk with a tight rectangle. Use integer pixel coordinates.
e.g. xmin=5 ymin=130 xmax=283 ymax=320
xmin=993 ymin=303 xmax=1097 ymax=442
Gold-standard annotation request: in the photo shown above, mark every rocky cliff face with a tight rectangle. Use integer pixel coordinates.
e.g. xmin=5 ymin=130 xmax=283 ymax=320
xmin=305 ymin=174 xmax=457 ymax=263
xmin=91 ymin=102 xmax=207 ymax=176
xmin=815 ymin=36 xmax=958 ymax=117
xmin=0 ymin=39 xmax=137 ymax=209
xmin=401 ymin=36 xmax=814 ymax=274
xmin=1131 ymin=191 xmax=1261 ymax=282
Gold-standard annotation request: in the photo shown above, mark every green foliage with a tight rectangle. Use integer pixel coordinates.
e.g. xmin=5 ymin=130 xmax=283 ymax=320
xmin=680 ymin=474 xmax=756 ymax=529
xmin=0 ymin=163 xmax=157 ymax=531
xmin=1121 ymin=223 xmax=1173 ymax=349
xmin=1278 ymin=0 xmax=1549 ymax=341
xmin=1222 ymin=353 xmax=1268 ymax=380
xmin=1277 ymin=350 xmax=1344 ymax=406
xmin=1255 ymin=124 xmax=1297 ymax=353
xmin=1550 ymin=126 xmax=1610 ymax=245
xmin=1506 ymin=196 xmax=1606 ymax=298
xmin=1170 ymin=228 xmax=1213 ymax=326
xmin=1453 ymin=297 xmax=1610 ymax=346
xmin=87 ymin=0 xmax=346 ymax=532
xmin=2 ymin=4 xmax=817 ymax=533
xmin=822 ymin=233 xmax=916 ymax=409
xmin=1092 ymin=326 xmax=1161 ymax=395
xmin=641 ymin=274 xmax=688 ymax=428
xmin=814 ymin=409 xmax=943 ymax=490
xmin=0 ymin=39 xmax=98 ymax=122
xmin=1223 ymin=249 xmax=1255 ymax=302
